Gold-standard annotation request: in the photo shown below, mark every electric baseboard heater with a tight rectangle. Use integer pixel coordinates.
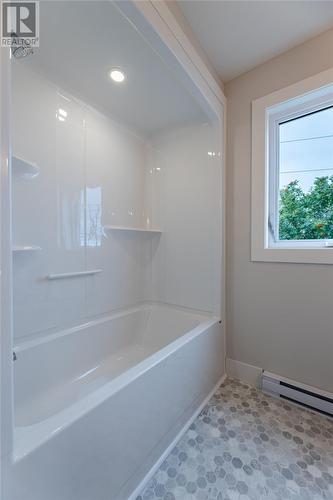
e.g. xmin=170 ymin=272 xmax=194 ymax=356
xmin=262 ymin=371 xmax=333 ymax=417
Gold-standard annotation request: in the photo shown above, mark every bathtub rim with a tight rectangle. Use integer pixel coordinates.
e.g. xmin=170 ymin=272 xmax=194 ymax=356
xmin=13 ymin=303 xmax=220 ymax=462
xmin=14 ymin=300 xmax=215 ymax=353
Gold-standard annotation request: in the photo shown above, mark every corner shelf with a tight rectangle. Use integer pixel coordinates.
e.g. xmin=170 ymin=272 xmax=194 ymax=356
xmin=12 ymin=245 xmax=42 ymax=252
xmin=103 ymin=225 xmax=162 ymax=234
xmin=12 ymin=155 xmax=39 ymax=179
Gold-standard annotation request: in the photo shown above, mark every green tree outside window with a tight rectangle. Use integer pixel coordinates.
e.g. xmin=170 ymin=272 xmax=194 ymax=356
xmin=279 ymin=176 xmax=333 ymax=240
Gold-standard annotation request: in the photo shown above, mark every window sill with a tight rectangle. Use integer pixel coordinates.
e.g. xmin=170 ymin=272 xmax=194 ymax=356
xmin=251 ymin=246 xmax=333 ymax=265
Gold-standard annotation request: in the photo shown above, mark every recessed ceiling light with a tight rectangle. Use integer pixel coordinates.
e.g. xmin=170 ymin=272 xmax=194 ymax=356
xmin=110 ymin=69 xmax=125 ymax=83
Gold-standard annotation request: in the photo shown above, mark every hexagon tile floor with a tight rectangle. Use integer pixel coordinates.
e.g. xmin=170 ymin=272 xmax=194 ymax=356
xmin=137 ymin=377 xmax=333 ymax=500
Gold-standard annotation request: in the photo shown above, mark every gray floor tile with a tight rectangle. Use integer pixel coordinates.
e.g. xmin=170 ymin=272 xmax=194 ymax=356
xmin=137 ymin=378 xmax=333 ymax=500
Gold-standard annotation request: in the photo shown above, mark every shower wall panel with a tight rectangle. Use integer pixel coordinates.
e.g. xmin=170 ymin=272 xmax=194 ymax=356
xmin=12 ymin=65 xmax=152 ymax=340
xmin=151 ymin=123 xmax=221 ymax=314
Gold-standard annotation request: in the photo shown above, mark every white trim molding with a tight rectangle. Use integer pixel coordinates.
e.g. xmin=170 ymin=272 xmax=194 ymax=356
xmin=251 ymin=67 xmax=333 ymax=264
xmin=148 ymin=1 xmax=225 ymax=107
xmin=226 ymin=359 xmax=262 ymax=388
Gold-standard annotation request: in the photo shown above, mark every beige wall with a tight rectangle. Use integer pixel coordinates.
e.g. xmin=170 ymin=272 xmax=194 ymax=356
xmin=225 ymin=28 xmax=333 ymax=393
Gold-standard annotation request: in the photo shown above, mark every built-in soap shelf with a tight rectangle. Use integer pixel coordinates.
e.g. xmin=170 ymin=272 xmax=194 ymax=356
xmin=12 ymin=245 xmax=41 ymax=252
xmin=104 ymin=225 xmax=162 ymax=234
xmin=12 ymin=155 xmax=39 ymax=178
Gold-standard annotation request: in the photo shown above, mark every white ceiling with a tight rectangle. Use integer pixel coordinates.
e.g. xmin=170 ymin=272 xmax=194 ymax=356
xmin=22 ymin=1 xmax=207 ymax=137
xmin=178 ymin=0 xmax=333 ymax=81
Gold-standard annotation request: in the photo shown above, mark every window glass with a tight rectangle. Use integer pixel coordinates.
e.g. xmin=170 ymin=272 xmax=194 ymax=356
xmin=278 ymin=106 xmax=333 ymax=240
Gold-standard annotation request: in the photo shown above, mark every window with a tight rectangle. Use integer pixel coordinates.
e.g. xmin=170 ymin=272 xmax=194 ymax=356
xmin=269 ymin=104 xmax=333 ymax=247
xmin=251 ymin=68 xmax=333 ymax=264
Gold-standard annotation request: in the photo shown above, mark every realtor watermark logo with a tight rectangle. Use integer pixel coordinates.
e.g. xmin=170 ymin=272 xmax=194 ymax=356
xmin=1 ymin=1 xmax=39 ymax=48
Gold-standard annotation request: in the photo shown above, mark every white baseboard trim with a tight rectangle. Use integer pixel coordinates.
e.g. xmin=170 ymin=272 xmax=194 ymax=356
xmin=226 ymin=358 xmax=262 ymax=388
xmin=128 ymin=373 xmax=227 ymax=500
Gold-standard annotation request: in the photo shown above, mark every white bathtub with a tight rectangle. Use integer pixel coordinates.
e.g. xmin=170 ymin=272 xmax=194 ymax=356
xmin=7 ymin=303 xmax=224 ymax=500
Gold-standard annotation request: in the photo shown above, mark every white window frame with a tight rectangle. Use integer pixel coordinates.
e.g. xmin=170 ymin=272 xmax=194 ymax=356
xmin=252 ymin=67 xmax=333 ymax=264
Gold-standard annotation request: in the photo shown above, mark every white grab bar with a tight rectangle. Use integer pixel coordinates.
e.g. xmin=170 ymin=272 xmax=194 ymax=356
xmin=47 ymin=269 xmax=102 ymax=280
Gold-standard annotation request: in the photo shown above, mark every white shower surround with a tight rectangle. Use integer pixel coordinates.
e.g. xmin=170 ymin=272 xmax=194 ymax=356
xmin=0 ymin=2 xmax=226 ymax=500
xmin=12 ymin=64 xmax=221 ymax=340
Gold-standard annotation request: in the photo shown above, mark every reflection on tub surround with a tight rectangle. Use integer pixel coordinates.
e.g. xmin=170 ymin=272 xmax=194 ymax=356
xmin=85 ymin=187 xmax=102 ymax=247
xmin=12 ymin=155 xmax=39 ymax=179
